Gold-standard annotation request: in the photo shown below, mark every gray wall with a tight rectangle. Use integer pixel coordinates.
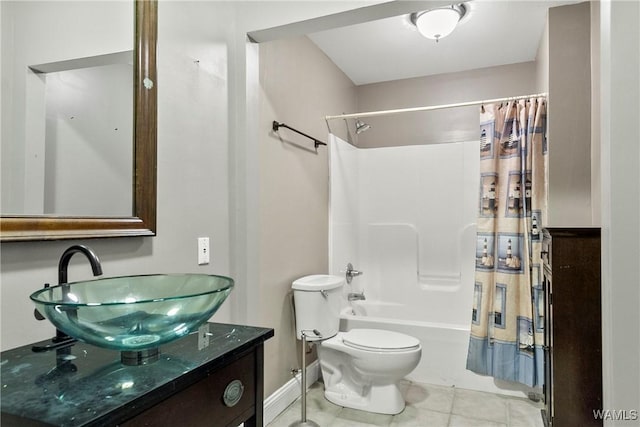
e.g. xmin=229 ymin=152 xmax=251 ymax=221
xmin=354 ymin=62 xmax=537 ymax=148
xmin=258 ymin=35 xmax=356 ymax=396
xmin=590 ymin=2 xmax=601 ymax=226
xmin=547 ymin=2 xmax=592 ymax=226
xmin=600 ymin=0 xmax=640 ymax=415
xmin=535 ymin=12 xmax=549 ymax=97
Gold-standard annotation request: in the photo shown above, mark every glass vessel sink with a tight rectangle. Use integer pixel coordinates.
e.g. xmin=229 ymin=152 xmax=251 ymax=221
xmin=30 ymin=274 xmax=233 ymax=356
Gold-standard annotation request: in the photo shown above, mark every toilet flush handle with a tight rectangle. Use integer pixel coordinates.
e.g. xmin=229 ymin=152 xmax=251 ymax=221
xmin=301 ymin=329 xmax=322 ymax=339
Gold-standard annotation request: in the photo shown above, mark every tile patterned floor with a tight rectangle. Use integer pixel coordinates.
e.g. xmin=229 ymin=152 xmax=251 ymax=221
xmin=267 ymin=380 xmax=544 ymax=427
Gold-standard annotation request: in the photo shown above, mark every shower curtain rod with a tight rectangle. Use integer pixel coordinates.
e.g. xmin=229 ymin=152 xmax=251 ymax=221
xmin=324 ymin=92 xmax=547 ymax=121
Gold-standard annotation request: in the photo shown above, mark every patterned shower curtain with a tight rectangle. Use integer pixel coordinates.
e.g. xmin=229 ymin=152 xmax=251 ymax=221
xmin=466 ymin=98 xmax=547 ymax=387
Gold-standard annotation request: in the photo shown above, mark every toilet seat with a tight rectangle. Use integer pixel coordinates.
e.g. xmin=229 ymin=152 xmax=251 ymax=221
xmin=342 ymin=329 xmax=420 ymax=352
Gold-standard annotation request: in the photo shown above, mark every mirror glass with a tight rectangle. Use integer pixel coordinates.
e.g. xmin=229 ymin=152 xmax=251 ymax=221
xmin=0 ymin=0 xmax=157 ymax=241
xmin=2 ymin=1 xmax=134 ymax=216
xmin=38 ymin=55 xmax=134 ymax=216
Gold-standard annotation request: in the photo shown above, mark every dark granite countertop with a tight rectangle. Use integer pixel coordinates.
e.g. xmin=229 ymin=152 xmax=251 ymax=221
xmin=1 ymin=322 xmax=274 ymax=426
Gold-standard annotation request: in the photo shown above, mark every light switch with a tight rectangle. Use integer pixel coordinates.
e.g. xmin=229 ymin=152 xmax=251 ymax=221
xmin=198 ymin=237 xmax=210 ymax=265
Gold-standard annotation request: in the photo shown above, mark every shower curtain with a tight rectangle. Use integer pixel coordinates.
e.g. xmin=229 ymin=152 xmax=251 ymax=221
xmin=466 ymin=98 xmax=547 ymax=387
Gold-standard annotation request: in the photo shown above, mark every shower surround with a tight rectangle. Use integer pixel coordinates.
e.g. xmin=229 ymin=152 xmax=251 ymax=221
xmin=329 ymin=135 xmax=530 ymax=397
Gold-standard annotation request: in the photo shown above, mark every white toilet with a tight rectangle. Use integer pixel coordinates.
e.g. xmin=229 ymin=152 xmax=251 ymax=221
xmin=292 ymin=275 xmax=422 ymax=415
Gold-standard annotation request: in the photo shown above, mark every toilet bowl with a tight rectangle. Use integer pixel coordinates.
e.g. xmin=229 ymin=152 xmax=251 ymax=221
xmin=292 ymin=275 xmax=422 ymax=415
xmin=317 ymin=328 xmax=421 ymax=415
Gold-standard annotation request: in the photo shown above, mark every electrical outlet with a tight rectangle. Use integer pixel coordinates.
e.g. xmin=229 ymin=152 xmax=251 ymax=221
xmin=197 ymin=237 xmax=210 ymax=265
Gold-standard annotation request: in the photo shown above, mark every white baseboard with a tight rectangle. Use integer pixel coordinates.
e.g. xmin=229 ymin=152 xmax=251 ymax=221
xmin=263 ymin=360 xmax=320 ymax=426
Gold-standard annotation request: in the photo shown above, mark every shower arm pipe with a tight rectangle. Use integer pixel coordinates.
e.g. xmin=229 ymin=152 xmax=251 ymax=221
xmin=272 ymin=121 xmax=327 ymax=149
xmin=324 ymin=93 xmax=547 ymax=121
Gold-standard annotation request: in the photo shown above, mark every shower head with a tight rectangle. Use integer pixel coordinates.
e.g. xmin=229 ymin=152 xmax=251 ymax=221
xmin=355 ymin=119 xmax=371 ymax=135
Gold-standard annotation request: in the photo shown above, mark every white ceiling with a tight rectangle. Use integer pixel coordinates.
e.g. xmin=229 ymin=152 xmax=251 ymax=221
xmin=308 ymin=0 xmax=581 ymax=86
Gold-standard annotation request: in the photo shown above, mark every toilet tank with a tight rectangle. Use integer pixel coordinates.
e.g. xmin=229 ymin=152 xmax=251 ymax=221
xmin=292 ymin=275 xmax=344 ymax=341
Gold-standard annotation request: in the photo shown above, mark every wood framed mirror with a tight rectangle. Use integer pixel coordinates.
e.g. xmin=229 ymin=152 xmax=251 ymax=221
xmin=0 ymin=0 xmax=157 ymax=242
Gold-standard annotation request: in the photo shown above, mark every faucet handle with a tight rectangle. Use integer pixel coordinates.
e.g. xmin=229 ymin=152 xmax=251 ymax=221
xmin=344 ymin=263 xmax=363 ymax=284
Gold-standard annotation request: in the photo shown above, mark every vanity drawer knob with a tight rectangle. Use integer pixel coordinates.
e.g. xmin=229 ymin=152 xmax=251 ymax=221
xmin=223 ymin=379 xmax=244 ymax=407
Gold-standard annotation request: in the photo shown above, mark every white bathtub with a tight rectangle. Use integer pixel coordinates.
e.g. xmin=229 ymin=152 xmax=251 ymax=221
xmin=339 ymin=300 xmax=533 ymax=398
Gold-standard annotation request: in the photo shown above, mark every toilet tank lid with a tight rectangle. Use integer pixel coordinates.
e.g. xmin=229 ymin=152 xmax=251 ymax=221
xmin=292 ymin=275 xmax=344 ymax=291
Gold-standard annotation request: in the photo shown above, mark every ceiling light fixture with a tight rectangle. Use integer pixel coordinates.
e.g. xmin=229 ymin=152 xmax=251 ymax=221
xmin=411 ymin=4 xmax=467 ymax=42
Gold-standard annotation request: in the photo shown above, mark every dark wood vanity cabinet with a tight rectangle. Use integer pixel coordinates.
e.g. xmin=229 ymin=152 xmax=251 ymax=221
xmin=541 ymin=228 xmax=602 ymax=427
xmin=1 ymin=323 xmax=273 ymax=427
xmin=122 ymin=347 xmax=263 ymax=427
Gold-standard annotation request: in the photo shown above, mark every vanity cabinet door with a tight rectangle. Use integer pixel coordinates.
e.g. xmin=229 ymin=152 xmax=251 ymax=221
xmin=123 ymin=350 xmax=257 ymax=427
xmin=541 ymin=228 xmax=602 ymax=427
xmin=542 ymin=265 xmax=553 ymax=426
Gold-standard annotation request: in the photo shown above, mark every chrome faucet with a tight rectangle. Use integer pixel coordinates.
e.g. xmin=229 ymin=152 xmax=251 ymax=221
xmin=345 ymin=263 xmax=363 ymax=284
xmin=347 ymin=292 xmax=366 ymax=301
